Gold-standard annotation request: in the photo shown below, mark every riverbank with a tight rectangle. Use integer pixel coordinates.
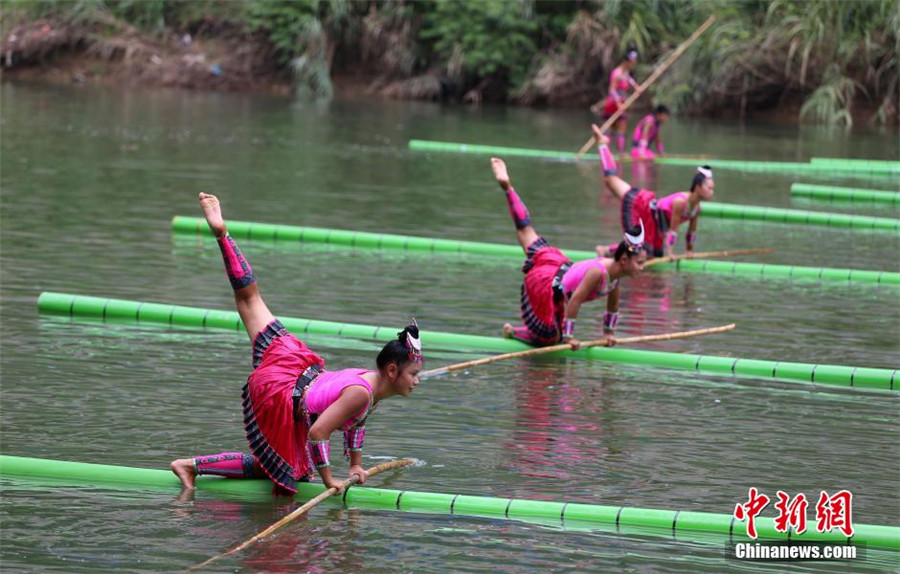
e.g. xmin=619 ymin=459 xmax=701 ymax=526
xmin=0 ymin=17 xmax=292 ymax=94
xmin=2 ymin=1 xmax=896 ymax=126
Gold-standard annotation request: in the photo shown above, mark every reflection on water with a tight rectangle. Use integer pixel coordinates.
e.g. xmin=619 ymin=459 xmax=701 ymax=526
xmin=1 ymin=82 xmax=898 ymax=571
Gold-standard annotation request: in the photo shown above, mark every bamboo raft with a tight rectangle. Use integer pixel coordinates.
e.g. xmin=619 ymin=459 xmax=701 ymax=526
xmin=38 ymin=292 xmax=898 ymax=391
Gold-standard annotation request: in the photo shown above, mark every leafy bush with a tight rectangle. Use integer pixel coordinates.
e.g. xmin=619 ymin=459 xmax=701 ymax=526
xmin=419 ymin=0 xmax=537 ymax=88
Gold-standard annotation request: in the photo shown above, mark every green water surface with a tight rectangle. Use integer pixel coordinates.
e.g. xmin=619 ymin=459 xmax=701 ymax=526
xmin=1 ymin=82 xmax=898 ymax=572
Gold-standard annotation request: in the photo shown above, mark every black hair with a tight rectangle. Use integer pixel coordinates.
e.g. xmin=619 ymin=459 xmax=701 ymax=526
xmin=654 ymin=104 xmax=670 ymax=115
xmin=376 ymin=323 xmax=420 ymax=370
xmin=691 ymin=165 xmax=713 ymax=192
xmin=623 ymin=47 xmax=639 ymax=62
xmin=613 ymin=223 xmax=643 ymax=261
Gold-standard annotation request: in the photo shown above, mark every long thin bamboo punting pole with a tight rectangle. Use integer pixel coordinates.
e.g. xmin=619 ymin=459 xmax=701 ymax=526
xmin=642 ymin=248 xmax=775 ymax=269
xmin=422 ymin=324 xmax=736 ymax=377
xmin=575 ymin=15 xmax=716 ymax=159
xmin=191 ymin=458 xmax=415 ymax=570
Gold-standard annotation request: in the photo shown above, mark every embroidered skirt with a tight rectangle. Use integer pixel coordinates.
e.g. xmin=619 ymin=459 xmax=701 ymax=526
xmin=519 ymin=238 xmax=571 ymax=346
xmin=242 ymin=320 xmax=325 ymax=493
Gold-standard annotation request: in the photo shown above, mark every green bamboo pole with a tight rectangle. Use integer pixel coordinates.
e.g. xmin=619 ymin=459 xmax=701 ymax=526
xmin=172 ymin=216 xmax=900 ymax=286
xmin=172 ymin=215 xmax=533 ymax=259
xmin=658 ymin=259 xmax=899 ymax=285
xmin=408 ymin=140 xmax=900 ymax=179
xmin=37 ymin=292 xmax=898 ymax=391
xmin=700 ymin=202 xmax=899 ymax=231
xmin=409 ymin=139 xmax=581 ymax=162
xmin=810 ymin=158 xmax=900 ymax=168
xmin=655 ymin=157 xmax=899 ymax=178
xmin=1 ymin=455 xmax=897 ymax=551
xmin=790 ymin=184 xmax=900 ymax=206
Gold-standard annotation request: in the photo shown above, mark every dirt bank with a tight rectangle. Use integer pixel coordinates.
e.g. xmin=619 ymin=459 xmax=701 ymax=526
xmin=1 ymin=17 xmax=291 ymax=94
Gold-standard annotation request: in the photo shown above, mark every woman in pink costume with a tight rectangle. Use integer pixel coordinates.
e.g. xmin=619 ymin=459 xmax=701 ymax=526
xmin=592 ymin=49 xmax=639 ymax=152
xmin=631 ymin=105 xmax=670 ymax=160
xmin=490 ymin=158 xmax=645 ymax=350
xmin=593 ymin=123 xmax=714 ymax=259
xmin=170 ymin=193 xmax=423 ymax=495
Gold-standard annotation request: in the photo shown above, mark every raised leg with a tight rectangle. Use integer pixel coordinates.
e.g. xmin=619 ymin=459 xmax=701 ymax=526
xmin=592 ymin=125 xmax=632 ymax=201
xmin=199 ymin=192 xmax=276 ymax=341
xmin=490 ymin=158 xmax=540 ymax=254
xmin=614 ymin=118 xmax=627 ymax=152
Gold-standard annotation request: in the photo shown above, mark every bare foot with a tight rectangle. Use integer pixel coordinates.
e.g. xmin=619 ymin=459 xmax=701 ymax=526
xmin=591 ymin=124 xmax=610 ymax=146
xmin=170 ymin=458 xmax=197 ymax=489
xmin=595 ymin=244 xmax=613 ymax=258
xmin=490 ymin=158 xmax=511 ymax=191
xmin=502 ymin=323 xmax=514 ymax=338
xmin=198 ymin=192 xmax=227 ymax=237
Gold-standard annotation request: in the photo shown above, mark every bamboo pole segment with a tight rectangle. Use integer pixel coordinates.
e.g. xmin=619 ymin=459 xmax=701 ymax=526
xmin=408 ymin=139 xmax=900 ymax=179
xmin=190 ymin=458 xmax=415 ymax=571
xmin=655 ymin=156 xmax=900 ymax=178
xmin=810 ymin=157 xmax=900 ymax=168
xmin=620 ymin=153 xmax=713 ymax=163
xmin=700 ymin=202 xmax=899 ymax=231
xmin=575 ymin=15 xmax=716 ymax=159
xmin=3 ymin=456 xmax=898 ymax=551
xmin=37 ymin=292 xmax=900 ymax=390
xmin=171 ymin=217 xmax=900 ymax=285
xmin=790 ymin=183 xmax=900 ymax=206
xmin=422 ymin=324 xmax=735 ymax=377
xmin=642 ymin=248 xmax=774 ymax=269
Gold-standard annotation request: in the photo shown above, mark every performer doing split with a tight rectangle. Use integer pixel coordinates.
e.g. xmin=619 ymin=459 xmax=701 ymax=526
xmin=593 ymin=124 xmax=714 ymax=259
xmin=490 ymin=158 xmax=645 ymax=349
xmin=171 ymin=193 xmax=423 ymax=495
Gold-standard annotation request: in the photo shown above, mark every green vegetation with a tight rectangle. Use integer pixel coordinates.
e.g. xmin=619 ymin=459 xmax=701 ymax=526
xmin=3 ymin=0 xmax=897 ymax=125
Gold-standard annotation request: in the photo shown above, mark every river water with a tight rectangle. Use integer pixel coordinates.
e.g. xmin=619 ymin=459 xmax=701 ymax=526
xmin=1 ymin=81 xmax=898 ymax=572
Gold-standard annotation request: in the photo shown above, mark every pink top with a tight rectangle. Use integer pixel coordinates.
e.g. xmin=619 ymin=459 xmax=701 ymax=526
xmin=305 ymin=368 xmax=373 ymax=430
xmin=560 ymin=258 xmax=618 ymax=302
xmin=609 ymin=67 xmax=636 ymax=99
xmin=632 ymin=114 xmax=658 ymax=144
xmin=655 ymin=192 xmax=700 ymax=225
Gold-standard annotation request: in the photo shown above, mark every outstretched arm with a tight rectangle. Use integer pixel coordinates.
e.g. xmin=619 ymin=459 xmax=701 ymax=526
xmin=606 ymin=284 xmax=620 ymax=315
xmin=666 ymin=198 xmax=686 ymax=258
xmin=686 ymin=215 xmax=699 ymax=254
xmin=562 ymin=267 xmax=605 ymax=349
xmin=308 ymin=386 xmax=370 ymax=492
xmin=602 ymin=284 xmax=621 ymax=346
